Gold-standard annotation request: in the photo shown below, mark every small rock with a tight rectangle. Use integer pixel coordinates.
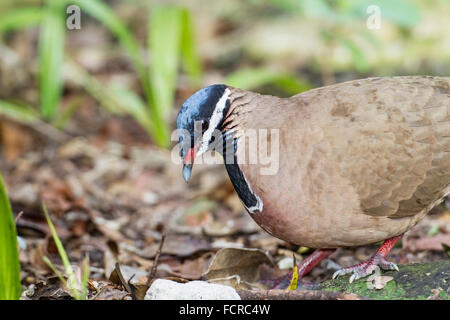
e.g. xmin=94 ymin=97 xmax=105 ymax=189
xmin=141 ymin=191 xmax=158 ymax=205
xmin=145 ymin=279 xmax=241 ymax=300
xmin=12 ymin=183 xmax=37 ymax=205
xmin=17 ymin=236 xmax=27 ymax=250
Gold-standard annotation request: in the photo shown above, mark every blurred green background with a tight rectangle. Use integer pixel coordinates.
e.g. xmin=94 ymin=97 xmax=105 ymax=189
xmin=1 ymin=0 xmax=450 ymax=148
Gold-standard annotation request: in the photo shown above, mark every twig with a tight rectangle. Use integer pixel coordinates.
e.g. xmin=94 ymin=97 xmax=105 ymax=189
xmin=0 ymin=115 xmax=69 ymax=142
xmin=146 ymin=234 xmax=166 ymax=286
xmin=14 ymin=210 xmax=23 ymax=224
xmin=236 ymin=289 xmax=366 ymax=300
xmin=27 ymin=119 xmax=69 ymax=142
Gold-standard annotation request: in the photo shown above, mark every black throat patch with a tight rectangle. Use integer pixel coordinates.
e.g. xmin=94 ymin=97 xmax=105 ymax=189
xmin=222 ymin=137 xmax=263 ymax=214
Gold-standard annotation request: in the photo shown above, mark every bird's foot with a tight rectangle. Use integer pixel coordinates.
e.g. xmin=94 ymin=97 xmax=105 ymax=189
xmin=332 ymin=253 xmax=399 ymax=283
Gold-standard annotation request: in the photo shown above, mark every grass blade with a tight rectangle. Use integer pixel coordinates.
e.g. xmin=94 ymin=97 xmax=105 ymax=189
xmin=0 ymin=172 xmax=21 ymax=300
xmin=148 ymin=5 xmax=185 ymax=147
xmin=70 ymin=0 xmax=171 ymax=146
xmin=42 ymin=204 xmax=79 ymax=299
xmin=0 ymin=100 xmax=40 ymax=124
xmin=39 ymin=0 xmax=66 ymax=120
xmin=63 ymin=1 xmax=202 ymax=148
xmin=70 ymin=0 xmax=148 ymax=89
xmin=337 ymin=37 xmax=370 ymax=73
xmin=43 ymin=256 xmax=66 ymax=285
xmin=0 ymin=8 xmax=44 ymax=35
xmin=66 ymin=62 xmax=155 ymax=137
xmin=149 ymin=5 xmax=183 ymax=117
xmin=81 ymin=254 xmax=90 ymax=299
xmin=225 ymin=68 xmax=313 ymax=95
xmin=180 ymin=10 xmax=202 ymax=86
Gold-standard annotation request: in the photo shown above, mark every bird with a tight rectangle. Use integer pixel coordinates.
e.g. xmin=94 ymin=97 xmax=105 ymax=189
xmin=176 ymin=76 xmax=450 ymax=284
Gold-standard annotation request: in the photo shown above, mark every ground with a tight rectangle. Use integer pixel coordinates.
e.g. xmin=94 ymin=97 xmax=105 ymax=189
xmin=1 ymin=113 xmax=449 ymax=300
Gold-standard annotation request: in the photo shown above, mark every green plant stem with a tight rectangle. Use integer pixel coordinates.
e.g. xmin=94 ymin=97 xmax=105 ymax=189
xmin=0 ymin=173 xmax=21 ymax=300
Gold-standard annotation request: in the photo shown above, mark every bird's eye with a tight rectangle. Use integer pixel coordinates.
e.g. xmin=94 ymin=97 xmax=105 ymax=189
xmin=202 ymin=121 xmax=209 ymax=131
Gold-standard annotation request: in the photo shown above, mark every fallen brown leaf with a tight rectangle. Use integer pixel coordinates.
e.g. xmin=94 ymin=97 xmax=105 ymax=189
xmin=368 ymin=275 xmax=394 ymax=290
xmin=136 ymin=235 xmax=212 ymax=259
xmin=0 ymin=120 xmax=33 ymax=161
xmin=170 ymin=253 xmax=214 ymax=280
xmin=203 ymin=247 xmax=274 ymax=289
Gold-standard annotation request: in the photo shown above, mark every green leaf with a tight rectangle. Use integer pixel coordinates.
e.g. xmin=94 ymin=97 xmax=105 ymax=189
xmin=149 ymin=5 xmax=183 ymax=111
xmin=0 ymin=172 xmax=21 ymax=300
xmin=225 ymin=68 xmax=313 ymax=95
xmin=148 ymin=5 xmax=185 ymax=146
xmin=0 ymin=7 xmax=44 ymax=34
xmin=43 ymin=204 xmax=90 ymax=300
xmin=266 ymin=0 xmax=302 ymax=12
xmin=64 ymin=1 xmax=202 ymax=148
xmin=71 ymin=0 xmax=148 ymax=91
xmin=180 ymin=10 xmax=202 ymax=86
xmin=0 ymin=100 xmax=40 ymax=124
xmin=43 ymin=204 xmax=81 ymax=300
xmin=338 ymin=37 xmax=370 ymax=73
xmin=106 ymin=84 xmax=156 ymax=137
xmin=53 ymin=100 xmax=81 ymax=129
xmin=39 ymin=0 xmax=66 ymax=120
xmin=71 ymin=0 xmax=172 ymax=147
xmin=43 ymin=256 xmax=66 ymax=286
xmin=81 ymin=254 xmax=90 ymax=300
xmin=66 ymin=61 xmax=155 ymax=137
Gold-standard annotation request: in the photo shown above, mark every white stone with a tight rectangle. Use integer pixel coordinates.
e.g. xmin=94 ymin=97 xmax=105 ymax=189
xmin=145 ymin=279 xmax=241 ymax=300
xmin=277 ymin=257 xmax=294 ymax=270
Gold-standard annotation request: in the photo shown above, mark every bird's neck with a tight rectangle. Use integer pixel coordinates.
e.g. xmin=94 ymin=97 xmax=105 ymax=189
xmin=221 ymin=130 xmax=263 ymax=214
xmin=219 ymin=88 xmax=259 ymax=131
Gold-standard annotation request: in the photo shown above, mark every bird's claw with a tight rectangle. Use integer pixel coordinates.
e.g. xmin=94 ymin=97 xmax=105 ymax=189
xmin=332 ymin=254 xmax=399 ymax=283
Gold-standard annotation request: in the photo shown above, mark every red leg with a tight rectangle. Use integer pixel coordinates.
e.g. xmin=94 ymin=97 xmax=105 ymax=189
xmin=297 ymin=249 xmax=336 ymax=278
xmin=271 ymin=248 xmax=336 ymax=289
xmin=333 ymin=235 xmax=402 ymax=283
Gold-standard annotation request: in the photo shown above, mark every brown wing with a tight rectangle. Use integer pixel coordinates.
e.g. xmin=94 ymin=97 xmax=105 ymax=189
xmin=296 ymin=76 xmax=450 ymax=218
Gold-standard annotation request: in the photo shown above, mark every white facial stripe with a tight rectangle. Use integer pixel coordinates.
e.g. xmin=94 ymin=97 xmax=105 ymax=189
xmin=196 ymin=88 xmax=231 ymax=156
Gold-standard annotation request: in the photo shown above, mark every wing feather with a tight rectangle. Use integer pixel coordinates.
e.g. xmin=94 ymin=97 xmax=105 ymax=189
xmin=296 ymin=76 xmax=450 ymax=218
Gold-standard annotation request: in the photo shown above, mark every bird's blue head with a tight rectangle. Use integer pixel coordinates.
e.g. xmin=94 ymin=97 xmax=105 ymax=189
xmin=176 ymin=84 xmax=231 ymax=182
